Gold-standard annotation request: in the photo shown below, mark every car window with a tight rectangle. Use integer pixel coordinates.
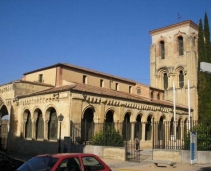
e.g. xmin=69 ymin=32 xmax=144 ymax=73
xmin=56 ymin=157 xmax=81 ymax=171
xmin=17 ymin=156 xmax=58 ymax=171
xmin=82 ymin=156 xmax=104 ymax=171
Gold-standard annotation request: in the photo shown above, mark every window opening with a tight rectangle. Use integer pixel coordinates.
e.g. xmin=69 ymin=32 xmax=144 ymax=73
xmin=115 ymin=83 xmax=119 ymax=91
xmin=129 ymin=86 xmax=132 ymax=93
xmin=83 ymin=75 xmax=87 ymax=84
xmin=178 ymin=36 xmax=184 ymax=56
xmin=160 ymin=41 xmax=165 ymax=59
xmin=38 ymin=74 xmax=43 ymax=83
xmin=163 ymin=73 xmax=168 ymax=89
xmin=100 ymin=79 xmax=104 ymax=87
xmin=179 ymin=70 xmax=184 ymax=88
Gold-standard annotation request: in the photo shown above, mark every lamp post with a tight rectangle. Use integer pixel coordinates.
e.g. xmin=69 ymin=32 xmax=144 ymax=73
xmin=58 ymin=113 xmax=64 ymax=153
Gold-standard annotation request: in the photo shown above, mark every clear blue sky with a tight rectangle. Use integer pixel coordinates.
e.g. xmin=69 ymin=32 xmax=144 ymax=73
xmin=0 ymin=0 xmax=211 ymax=86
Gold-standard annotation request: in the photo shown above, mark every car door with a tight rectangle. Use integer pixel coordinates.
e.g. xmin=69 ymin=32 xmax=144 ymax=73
xmin=55 ymin=157 xmax=82 ymax=171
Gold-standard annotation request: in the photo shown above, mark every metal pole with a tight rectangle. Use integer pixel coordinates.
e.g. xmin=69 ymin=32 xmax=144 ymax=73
xmin=188 ymin=80 xmax=191 ymax=130
xmin=58 ymin=121 xmax=61 ymax=153
xmin=173 ymin=81 xmax=177 ymax=149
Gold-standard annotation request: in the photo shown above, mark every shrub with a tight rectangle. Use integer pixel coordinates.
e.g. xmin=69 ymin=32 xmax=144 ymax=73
xmin=91 ymin=125 xmax=124 ymax=147
xmin=184 ymin=123 xmax=211 ymax=151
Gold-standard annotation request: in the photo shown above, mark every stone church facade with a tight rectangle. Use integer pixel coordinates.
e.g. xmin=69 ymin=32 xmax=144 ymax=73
xmin=0 ymin=20 xmax=197 ymax=154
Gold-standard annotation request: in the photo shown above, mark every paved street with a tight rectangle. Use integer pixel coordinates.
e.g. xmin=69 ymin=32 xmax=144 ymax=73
xmin=9 ymin=149 xmax=211 ymax=171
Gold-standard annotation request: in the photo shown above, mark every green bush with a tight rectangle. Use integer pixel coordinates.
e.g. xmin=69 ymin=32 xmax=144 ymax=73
xmin=184 ymin=124 xmax=211 ymax=151
xmin=91 ymin=125 xmax=124 ymax=147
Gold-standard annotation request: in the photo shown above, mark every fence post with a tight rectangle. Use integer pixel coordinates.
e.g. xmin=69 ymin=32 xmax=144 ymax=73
xmin=152 ymin=117 xmax=154 ymax=149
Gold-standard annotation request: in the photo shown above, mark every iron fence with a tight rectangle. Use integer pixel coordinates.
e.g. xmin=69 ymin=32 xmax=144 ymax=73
xmin=70 ymin=120 xmax=211 ymax=151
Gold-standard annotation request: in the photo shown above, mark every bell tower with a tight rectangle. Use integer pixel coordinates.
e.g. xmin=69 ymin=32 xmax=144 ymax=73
xmin=149 ymin=20 xmax=198 ymax=120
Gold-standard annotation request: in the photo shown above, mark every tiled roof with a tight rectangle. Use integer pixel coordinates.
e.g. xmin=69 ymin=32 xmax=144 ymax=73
xmin=23 ymin=63 xmax=136 ymax=84
xmin=149 ymin=20 xmax=198 ymax=35
xmin=17 ymin=82 xmax=189 ymax=110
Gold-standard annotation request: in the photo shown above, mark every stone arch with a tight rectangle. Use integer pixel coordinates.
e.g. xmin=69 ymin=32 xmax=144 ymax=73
xmin=156 ymin=36 xmax=167 ymax=58
xmin=23 ymin=109 xmax=32 ymax=139
xmin=134 ymin=113 xmax=143 ymax=140
xmin=45 ymin=107 xmax=58 ymax=140
xmin=145 ymin=114 xmax=153 ymax=140
xmin=176 ymin=117 xmax=182 ymax=140
xmin=174 ymin=31 xmax=186 ymax=56
xmin=175 ymin=65 xmax=186 ymax=88
xmin=33 ymin=108 xmax=44 ymax=140
xmin=122 ymin=112 xmax=131 ymax=141
xmin=156 ymin=67 xmax=169 ymax=89
xmin=105 ymin=109 xmax=114 ymax=123
xmin=81 ymin=106 xmax=95 ymax=142
xmin=155 ymin=115 xmax=166 ymax=148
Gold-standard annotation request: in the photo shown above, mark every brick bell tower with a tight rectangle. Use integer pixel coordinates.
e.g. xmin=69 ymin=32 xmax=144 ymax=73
xmin=149 ymin=20 xmax=198 ymax=120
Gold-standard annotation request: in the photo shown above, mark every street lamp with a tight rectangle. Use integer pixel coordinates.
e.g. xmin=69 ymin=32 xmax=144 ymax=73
xmin=58 ymin=113 xmax=64 ymax=153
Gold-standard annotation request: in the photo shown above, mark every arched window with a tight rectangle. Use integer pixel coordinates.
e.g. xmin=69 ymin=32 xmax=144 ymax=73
xmin=178 ymin=36 xmax=184 ymax=56
xmin=48 ymin=111 xmax=58 ymax=140
xmin=25 ymin=113 xmax=32 ymax=138
xmin=179 ymin=70 xmax=184 ymax=88
xmin=160 ymin=41 xmax=165 ymax=59
xmin=36 ymin=112 xmax=44 ymax=139
xmin=163 ymin=73 xmax=168 ymax=89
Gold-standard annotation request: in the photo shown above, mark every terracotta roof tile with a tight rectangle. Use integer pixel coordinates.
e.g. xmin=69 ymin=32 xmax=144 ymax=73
xmin=17 ymin=83 xmax=189 ymax=110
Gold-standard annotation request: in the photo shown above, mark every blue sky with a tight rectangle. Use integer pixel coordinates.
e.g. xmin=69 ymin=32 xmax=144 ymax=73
xmin=0 ymin=0 xmax=211 ymax=86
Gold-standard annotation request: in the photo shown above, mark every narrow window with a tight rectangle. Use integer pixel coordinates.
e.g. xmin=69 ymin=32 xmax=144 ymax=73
xmin=179 ymin=70 xmax=184 ymax=88
xmin=48 ymin=111 xmax=58 ymax=140
xmin=151 ymin=91 xmax=154 ymax=99
xmin=38 ymin=74 xmax=43 ymax=83
xmin=109 ymin=80 xmax=112 ymax=89
xmin=160 ymin=41 xmax=165 ymax=59
xmin=178 ymin=36 xmax=184 ymax=56
xmin=157 ymin=93 xmax=160 ymax=100
xmin=115 ymin=83 xmax=119 ymax=91
xmin=129 ymin=86 xmax=132 ymax=93
xmin=83 ymin=75 xmax=87 ymax=84
xmin=100 ymin=79 xmax=104 ymax=87
xmin=25 ymin=113 xmax=32 ymax=138
xmin=137 ymin=88 xmax=141 ymax=94
xmin=163 ymin=73 xmax=168 ymax=89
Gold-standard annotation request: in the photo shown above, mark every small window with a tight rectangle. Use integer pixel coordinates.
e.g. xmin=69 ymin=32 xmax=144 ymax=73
xmin=137 ymin=88 xmax=141 ymax=94
xmin=178 ymin=36 xmax=184 ymax=56
xmin=129 ymin=86 xmax=132 ymax=93
xmin=115 ymin=83 xmax=119 ymax=91
xmin=82 ymin=156 xmax=105 ymax=171
xmin=157 ymin=93 xmax=160 ymax=100
xmin=151 ymin=91 xmax=154 ymax=99
xmin=83 ymin=75 xmax=87 ymax=84
xmin=160 ymin=41 xmax=165 ymax=59
xmin=100 ymin=79 xmax=104 ymax=87
xmin=179 ymin=70 xmax=184 ymax=88
xmin=163 ymin=73 xmax=168 ymax=89
xmin=38 ymin=74 xmax=43 ymax=83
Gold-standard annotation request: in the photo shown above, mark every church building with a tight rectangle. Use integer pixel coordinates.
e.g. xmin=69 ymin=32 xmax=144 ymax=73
xmin=0 ymin=20 xmax=197 ymax=154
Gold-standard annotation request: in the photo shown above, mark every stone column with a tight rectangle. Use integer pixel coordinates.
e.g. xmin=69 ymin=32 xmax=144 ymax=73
xmin=142 ymin=122 xmax=146 ymax=141
xmin=131 ymin=122 xmax=135 ymax=142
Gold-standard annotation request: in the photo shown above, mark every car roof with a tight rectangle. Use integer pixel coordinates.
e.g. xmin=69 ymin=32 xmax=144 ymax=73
xmin=36 ymin=153 xmax=98 ymax=158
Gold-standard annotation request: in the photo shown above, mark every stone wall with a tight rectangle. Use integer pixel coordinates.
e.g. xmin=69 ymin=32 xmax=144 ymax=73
xmin=153 ymin=149 xmax=211 ymax=164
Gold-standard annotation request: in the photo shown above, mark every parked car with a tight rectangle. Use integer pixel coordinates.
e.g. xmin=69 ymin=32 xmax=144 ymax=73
xmin=16 ymin=153 xmax=112 ymax=171
xmin=0 ymin=151 xmax=25 ymax=171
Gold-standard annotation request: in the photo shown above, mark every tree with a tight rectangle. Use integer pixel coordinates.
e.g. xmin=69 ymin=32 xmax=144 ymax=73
xmin=198 ymin=14 xmax=211 ymax=123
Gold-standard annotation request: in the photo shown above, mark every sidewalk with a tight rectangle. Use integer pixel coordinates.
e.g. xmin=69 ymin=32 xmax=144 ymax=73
xmin=101 ymin=149 xmax=210 ymax=171
xmin=10 ymin=149 xmax=211 ymax=171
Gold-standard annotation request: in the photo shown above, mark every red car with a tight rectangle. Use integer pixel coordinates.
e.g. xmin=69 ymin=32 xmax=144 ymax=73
xmin=16 ymin=153 xmax=112 ymax=171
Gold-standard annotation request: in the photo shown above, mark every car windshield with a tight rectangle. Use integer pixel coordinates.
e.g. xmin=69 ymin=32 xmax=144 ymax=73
xmin=16 ymin=155 xmax=58 ymax=171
